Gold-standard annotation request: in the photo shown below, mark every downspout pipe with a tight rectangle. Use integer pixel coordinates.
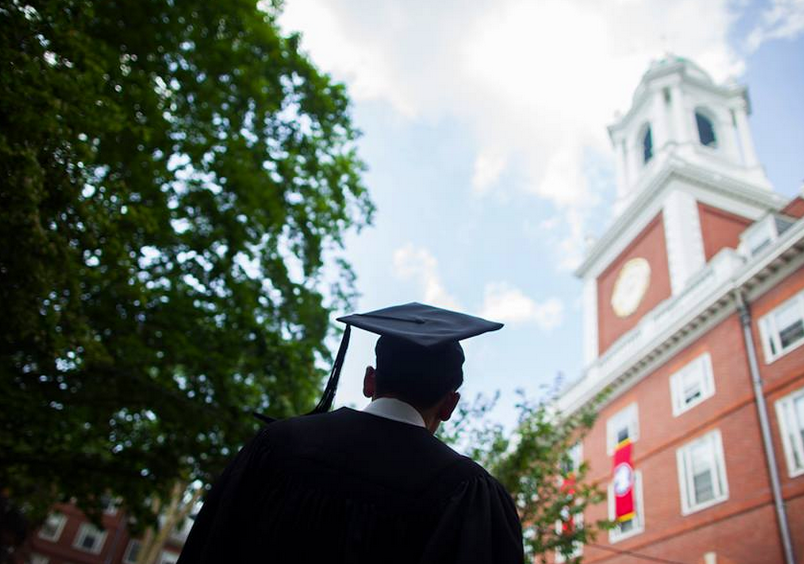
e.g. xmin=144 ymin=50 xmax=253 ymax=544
xmin=734 ymin=289 xmax=796 ymax=564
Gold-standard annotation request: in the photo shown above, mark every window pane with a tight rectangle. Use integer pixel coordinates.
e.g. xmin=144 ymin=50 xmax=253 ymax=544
xmin=40 ymin=514 xmax=62 ymax=539
xmin=779 ymin=320 xmax=804 ymax=349
xmin=82 ymin=533 xmax=97 ymax=549
xmin=794 ymin=396 xmax=804 ymax=469
xmin=693 ymin=470 xmax=715 ymax=503
xmin=617 ymin=427 xmax=629 ymax=444
xmin=774 ymin=302 xmax=804 ymax=349
xmin=643 ymin=127 xmax=653 ymax=163
xmin=696 ymin=112 xmax=717 ymax=147
xmin=682 ymin=371 xmax=702 ymax=404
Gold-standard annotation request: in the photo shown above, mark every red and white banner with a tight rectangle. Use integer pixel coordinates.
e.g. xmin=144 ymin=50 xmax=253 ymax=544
xmin=560 ymin=474 xmax=576 ymax=534
xmin=612 ymin=439 xmax=635 ymax=522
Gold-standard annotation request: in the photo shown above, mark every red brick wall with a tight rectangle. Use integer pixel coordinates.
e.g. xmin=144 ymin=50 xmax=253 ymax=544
xmin=597 ymin=213 xmax=672 ymax=355
xmin=697 ymin=202 xmax=752 ymax=261
xmin=781 ymin=197 xmax=804 ymax=219
xmin=20 ymin=502 xmax=184 ymax=564
xmin=577 ymin=304 xmax=804 ymax=564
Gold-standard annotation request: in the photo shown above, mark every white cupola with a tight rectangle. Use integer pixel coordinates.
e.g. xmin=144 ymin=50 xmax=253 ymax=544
xmin=607 ymin=55 xmax=772 ymax=215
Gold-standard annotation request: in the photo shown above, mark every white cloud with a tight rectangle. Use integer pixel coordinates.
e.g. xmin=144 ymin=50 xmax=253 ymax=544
xmin=746 ymin=0 xmax=804 ymax=52
xmin=472 ymin=150 xmax=508 ymax=194
xmin=392 ymin=244 xmax=461 ymax=310
xmin=480 ymin=283 xmax=564 ymax=330
xmin=279 ymin=0 xmax=794 ymax=271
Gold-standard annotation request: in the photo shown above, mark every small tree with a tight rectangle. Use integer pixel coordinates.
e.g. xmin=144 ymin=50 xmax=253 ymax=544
xmin=440 ymin=390 xmax=611 ymax=564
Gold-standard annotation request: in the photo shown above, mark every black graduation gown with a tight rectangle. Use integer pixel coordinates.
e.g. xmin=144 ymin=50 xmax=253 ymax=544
xmin=177 ymin=407 xmax=523 ymax=564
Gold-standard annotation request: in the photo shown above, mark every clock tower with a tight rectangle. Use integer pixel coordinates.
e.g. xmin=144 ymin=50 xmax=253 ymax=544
xmin=553 ymin=55 xmax=804 ymax=564
xmin=577 ymin=55 xmax=785 ymax=367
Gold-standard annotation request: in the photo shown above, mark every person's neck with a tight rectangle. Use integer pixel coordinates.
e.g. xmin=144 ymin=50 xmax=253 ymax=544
xmin=374 ymin=395 xmax=440 ymax=434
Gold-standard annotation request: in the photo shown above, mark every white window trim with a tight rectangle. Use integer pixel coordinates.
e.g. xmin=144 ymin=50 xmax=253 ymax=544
xmin=73 ymin=523 xmax=108 ymax=555
xmin=676 ymin=430 xmax=729 ymax=515
xmin=775 ymin=387 xmax=804 ymax=478
xmin=607 ymin=470 xmax=645 ymax=543
xmin=669 ymin=353 xmax=716 ymax=417
xmin=606 ymin=403 xmax=639 ymax=455
xmin=554 ymin=513 xmax=584 ymax=563
xmin=758 ymin=288 xmax=804 ymax=364
xmin=38 ymin=512 xmax=67 ymax=542
xmin=29 ymin=553 xmax=49 ymax=564
xmin=739 ymin=214 xmax=778 ymax=257
xmin=123 ymin=539 xmax=143 ymax=564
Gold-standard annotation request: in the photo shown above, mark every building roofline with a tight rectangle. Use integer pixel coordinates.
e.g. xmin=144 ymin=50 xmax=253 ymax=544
xmin=574 ymin=159 xmax=785 ymax=278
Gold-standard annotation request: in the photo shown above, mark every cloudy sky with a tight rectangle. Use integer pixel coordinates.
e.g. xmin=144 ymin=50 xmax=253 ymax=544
xmin=278 ymin=0 xmax=804 ymax=425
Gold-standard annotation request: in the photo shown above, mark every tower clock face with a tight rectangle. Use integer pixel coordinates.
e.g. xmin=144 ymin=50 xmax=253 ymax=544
xmin=611 ymin=258 xmax=651 ymax=318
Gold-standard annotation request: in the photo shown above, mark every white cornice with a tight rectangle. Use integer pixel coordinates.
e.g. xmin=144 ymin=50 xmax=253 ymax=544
xmin=609 ymin=60 xmax=748 ymax=139
xmin=575 ymin=159 xmax=786 ymax=279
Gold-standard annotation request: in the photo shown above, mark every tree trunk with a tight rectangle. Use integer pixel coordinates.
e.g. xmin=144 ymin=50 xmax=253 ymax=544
xmin=136 ymin=481 xmax=202 ymax=564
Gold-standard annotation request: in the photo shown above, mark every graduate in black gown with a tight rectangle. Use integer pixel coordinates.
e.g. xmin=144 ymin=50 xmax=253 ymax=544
xmin=178 ymin=303 xmax=524 ymax=564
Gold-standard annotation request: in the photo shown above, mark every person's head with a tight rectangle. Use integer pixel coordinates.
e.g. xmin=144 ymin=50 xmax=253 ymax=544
xmin=362 ymin=335 xmax=464 ymax=431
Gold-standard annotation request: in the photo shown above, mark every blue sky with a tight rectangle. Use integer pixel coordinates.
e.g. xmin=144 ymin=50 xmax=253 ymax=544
xmin=278 ymin=0 xmax=804 ymax=426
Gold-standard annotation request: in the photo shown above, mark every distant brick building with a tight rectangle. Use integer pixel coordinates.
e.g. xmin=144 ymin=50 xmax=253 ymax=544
xmin=17 ymin=500 xmax=184 ymax=564
xmin=554 ymin=56 xmax=804 ymax=564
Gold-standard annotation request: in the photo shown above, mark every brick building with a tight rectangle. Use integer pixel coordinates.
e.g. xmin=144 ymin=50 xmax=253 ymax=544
xmin=17 ymin=500 xmax=184 ymax=564
xmin=554 ymin=56 xmax=804 ymax=564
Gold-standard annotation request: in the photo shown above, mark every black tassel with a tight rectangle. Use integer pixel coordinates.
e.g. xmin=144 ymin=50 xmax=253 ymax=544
xmin=308 ymin=325 xmax=351 ymax=414
xmin=252 ymin=411 xmax=276 ymax=425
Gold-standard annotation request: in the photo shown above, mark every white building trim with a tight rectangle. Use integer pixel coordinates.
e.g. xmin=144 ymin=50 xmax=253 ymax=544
xmin=558 ymin=217 xmax=804 ymax=416
xmin=583 ymin=276 xmax=599 ymax=365
xmin=663 ymin=189 xmax=706 ymax=294
xmin=575 ymin=159 xmax=783 ymax=280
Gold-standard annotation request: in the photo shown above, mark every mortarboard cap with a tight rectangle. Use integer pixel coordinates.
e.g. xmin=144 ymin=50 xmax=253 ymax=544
xmin=309 ymin=302 xmax=504 ymax=414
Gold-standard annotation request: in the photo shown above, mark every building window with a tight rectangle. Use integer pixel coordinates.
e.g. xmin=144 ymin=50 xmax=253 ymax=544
xmin=775 ymin=387 xmax=804 ymax=478
xmin=606 ymin=403 xmax=639 ymax=455
xmin=160 ymin=551 xmax=180 ymax=564
xmin=695 ymin=111 xmax=717 ymax=147
xmin=759 ymin=289 xmax=804 ymax=363
xmin=676 ymin=430 xmax=729 ymax=514
xmin=101 ymin=494 xmax=118 ymax=515
xmin=73 ymin=523 xmax=107 ymax=554
xmin=124 ymin=540 xmax=143 ymax=564
xmin=561 ymin=442 xmax=583 ymax=475
xmin=608 ymin=471 xmax=644 ymax=542
xmin=670 ymin=353 xmax=715 ymax=416
xmin=29 ymin=554 xmax=49 ymax=564
xmin=642 ymin=125 xmax=653 ymax=164
xmin=38 ymin=512 xmax=67 ymax=542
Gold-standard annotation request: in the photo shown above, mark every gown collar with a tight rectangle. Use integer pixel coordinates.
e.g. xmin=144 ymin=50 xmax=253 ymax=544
xmin=362 ymin=397 xmax=426 ymax=428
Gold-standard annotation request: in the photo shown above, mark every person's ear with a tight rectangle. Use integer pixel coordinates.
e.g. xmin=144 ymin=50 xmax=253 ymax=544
xmin=437 ymin=391 xmax=460 ymax=422
xmin=363 ymin=366 xmax=376 ymax=399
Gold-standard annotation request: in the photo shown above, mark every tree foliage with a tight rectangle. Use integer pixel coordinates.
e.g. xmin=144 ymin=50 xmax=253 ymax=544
xmin=440 ymin=390 xmax=611 ymax=563
xmin=0 ymin=0 xmax=373 ymax=526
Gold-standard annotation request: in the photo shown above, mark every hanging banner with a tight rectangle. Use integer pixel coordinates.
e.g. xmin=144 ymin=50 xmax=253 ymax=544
xmin=612 ymin=439 xmax=635 ymax=522
xmin=560 ymin=474 xmax=576 ymax=534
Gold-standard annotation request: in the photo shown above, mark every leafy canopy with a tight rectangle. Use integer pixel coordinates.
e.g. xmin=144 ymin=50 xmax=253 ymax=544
xmin=0 ymin=0 xmax=373 ymax=525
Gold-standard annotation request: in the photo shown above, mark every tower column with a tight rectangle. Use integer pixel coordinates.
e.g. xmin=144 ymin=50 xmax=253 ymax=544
xmin=652 ymin=89 xmax=670 ymax=152
xmin=669 ymin=83 xmax=690 ymax=145
xmin=614 ymin=139 xmax=629 ymax=200
xmin=662 ymin=190 xmax=706 ymax=295
xmin=733 ymin=102 xmax=759 ymax=168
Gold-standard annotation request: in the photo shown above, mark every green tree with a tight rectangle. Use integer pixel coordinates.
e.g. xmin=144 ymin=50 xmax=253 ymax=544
xmin=0 ymin=0 xmax=373 ymax=527
xmin=440 ymin=390 xmax=610 ymax=564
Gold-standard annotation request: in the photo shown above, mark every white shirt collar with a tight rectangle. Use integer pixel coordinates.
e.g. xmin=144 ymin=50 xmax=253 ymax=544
xmin=362 ymin=397 xmax=426 ymax=428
